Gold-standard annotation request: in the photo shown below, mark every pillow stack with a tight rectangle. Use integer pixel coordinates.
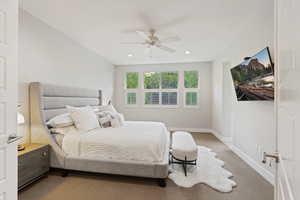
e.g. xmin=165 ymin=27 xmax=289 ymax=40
xmin=47 ymin=104 xmax=125 ymax=134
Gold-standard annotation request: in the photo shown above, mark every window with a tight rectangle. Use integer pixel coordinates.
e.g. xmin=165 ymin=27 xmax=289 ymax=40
xmin=126 ymin=72 xmax=139 ymax=89
xmin=127 ymin=93 xmax=136 ymax=105
xmin=145 ymin=92 xmax=160 ymax=105
xmin=184 ymin=71 xmax=199 ymax=107
xmin=125 ymin=72 xmax=138 ymax=105
xmin=144 ymin=72 xmax=160 ymax=89
xmin=162 ymin=92 xmax=177 ymax=105
xmin=184 ymin=71 xmax=198 ymax=88
xmin=161 ymin=72 xmax=178 ymax=89
xmin=143 ymin=72 xmax=178 ymax=106
xmin=185 ymin=92 xmax=198 ymax=105
xmin=124 ymin=70 xmax=199 ymax=107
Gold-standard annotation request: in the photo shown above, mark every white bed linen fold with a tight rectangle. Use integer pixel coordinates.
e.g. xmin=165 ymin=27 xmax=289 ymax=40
xmin=62 ymin=121 xmax=169 ymax=163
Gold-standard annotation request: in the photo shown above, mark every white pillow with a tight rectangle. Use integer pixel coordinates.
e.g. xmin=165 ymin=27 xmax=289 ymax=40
xmin=115 ymin=113 xmax=125 ymax=126
xmin=66 ymin=105 xmax=100 ymax=132
xmin=96 ymin=104 xmax=118 ymax=114
xmin=46 ymin=113 xmax=73 ymax=128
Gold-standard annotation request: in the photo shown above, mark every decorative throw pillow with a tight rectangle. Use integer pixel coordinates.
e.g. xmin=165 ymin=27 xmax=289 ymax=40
xmin=96 ymin=111 xmax=112 ymax=128
xmin=46 ymin=113 xmax=74 ymax=128
xmin=66 ymin=105 xmax=100 ymax=131
xmin=96 ymin=111 xmax=125 ymax=128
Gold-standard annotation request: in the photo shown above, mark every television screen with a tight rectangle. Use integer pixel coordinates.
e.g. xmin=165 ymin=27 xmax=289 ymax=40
xmin=230 ymin=47 xmax=274 ymax=101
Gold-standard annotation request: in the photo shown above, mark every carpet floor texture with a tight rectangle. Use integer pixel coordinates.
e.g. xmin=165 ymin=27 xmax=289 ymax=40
xmin=18 ymin=133 xmax=273 ymax=200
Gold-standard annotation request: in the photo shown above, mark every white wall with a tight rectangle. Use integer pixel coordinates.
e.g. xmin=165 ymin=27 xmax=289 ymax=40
xmin=114 ymin=62 xmax=212 ymax=130
xmin=211 ymin=1 xmax=275 ymax=182
xmin=18 ymin=10 xmax=115 ymax=143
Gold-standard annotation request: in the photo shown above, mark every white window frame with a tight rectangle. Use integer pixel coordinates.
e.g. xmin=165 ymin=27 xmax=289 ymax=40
xmin=125 ymin=91 xmax=138 ymax=106
xmin=184 ymin=90 xmax=199 ymax=108
xmin=124 ymin=72 xmax=139 ymax=107
xmin=142 ymin=71 xmax=179 ymax=108
xmin=183 ymin=71 xmax=200 ymax=108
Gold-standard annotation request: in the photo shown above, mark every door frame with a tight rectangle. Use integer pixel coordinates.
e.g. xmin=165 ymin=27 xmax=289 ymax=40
xmin=274 ymin=0 xmax=295 ymax=199
xmin=0 ymin=0 xmax=19 ymax=199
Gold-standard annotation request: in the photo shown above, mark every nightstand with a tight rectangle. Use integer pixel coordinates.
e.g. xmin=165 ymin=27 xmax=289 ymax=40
xmin=18 ymin=143 xmax=50 ymax=190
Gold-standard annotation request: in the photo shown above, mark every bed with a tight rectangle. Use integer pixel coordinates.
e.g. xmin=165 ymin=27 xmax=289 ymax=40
xmin=29 ymin=82 xmax=170 ymax=186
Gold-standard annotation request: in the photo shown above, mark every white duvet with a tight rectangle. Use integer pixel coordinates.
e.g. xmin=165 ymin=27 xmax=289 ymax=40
xmin=62 ymin=121 xmax=169 ymax=163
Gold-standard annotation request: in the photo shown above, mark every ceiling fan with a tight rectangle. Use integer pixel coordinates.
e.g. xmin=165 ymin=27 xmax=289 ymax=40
xmin=121 ymin=29 xmax=180 ymax=54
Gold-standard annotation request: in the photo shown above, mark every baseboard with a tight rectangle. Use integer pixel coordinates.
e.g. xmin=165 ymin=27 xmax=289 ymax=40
xmin=211 ymin=129 xmax=275 ymax=185
xmin=228 ymin=144 xmax=275 ymax=185
xmin=168 ymin=127 xmax=213 ymax=133
xmin=210 ymin=130 xmax=233 ymax=144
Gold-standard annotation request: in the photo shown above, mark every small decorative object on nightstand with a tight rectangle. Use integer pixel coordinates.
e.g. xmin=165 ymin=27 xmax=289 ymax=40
xmin=18 ymin=143 xmax=50 ymax=190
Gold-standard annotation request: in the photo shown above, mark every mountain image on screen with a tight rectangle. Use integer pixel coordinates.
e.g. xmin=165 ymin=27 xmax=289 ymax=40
xmin=230 ymin=47 xmax=274 ymax=101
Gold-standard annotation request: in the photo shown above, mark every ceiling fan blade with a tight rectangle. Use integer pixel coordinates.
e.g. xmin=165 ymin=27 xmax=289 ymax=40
xmin=138 ymin=13 xmax=155 ymax=30
xmin=156 ymin=45 xmax=176 ymax=53
xmin=155 ymin=15 xmax=188 ymax=31
xmin=136 ymin=30 xmax=150 ymax=41
xmin=160 ymin=36 xmax=181 ymax=43
xmin=120 ymin=42 xmax=147 ymax=45
xmin=121 ymin=28 xmax=147 ymax=34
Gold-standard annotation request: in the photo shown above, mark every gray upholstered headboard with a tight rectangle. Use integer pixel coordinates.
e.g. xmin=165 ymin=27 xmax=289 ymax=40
xmin=29 ymin=82 xmax=102 ymax=168
xmin=30 ymin=82 xmax=102 ymax=122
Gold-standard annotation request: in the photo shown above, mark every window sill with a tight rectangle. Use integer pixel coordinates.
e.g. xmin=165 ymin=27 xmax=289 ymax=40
xmin=124 ymin=104 xmax=139 ymax=108
xmin=123 ymin=104 xmax=200 ymax=109
xmin=142 ymin=105 xmax=180 ymax=109
xmin=183 ymin=105 xmax=200 ymax=109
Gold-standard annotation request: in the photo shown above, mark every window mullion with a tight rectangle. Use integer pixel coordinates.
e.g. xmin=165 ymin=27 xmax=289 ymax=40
xmin=159 ymin=73 xmax=162 ymax=105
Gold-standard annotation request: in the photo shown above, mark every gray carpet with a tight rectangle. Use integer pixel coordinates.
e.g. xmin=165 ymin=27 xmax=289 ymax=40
xmin=18 ymin=133 xmax=273 ymax=200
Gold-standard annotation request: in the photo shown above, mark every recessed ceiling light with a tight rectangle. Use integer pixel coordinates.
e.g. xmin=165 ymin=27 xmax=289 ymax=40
xmin=128 ymin=54 xmax=133 ymax=57
xmin=185 ymin=50 xmax=191 ymax=55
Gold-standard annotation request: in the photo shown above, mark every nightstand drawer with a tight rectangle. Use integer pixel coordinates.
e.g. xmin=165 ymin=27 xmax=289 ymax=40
xmin=18 ymin=145 xmax=50 ymax=189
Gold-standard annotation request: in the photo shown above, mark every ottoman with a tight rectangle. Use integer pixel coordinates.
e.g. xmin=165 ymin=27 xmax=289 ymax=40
xmin=171 ymin=131 xmax=198 ymax=176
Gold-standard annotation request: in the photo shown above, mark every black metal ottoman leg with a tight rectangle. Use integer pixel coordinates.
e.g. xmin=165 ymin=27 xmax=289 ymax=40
xmin=183 ymin=156 xmax=187 ymax=176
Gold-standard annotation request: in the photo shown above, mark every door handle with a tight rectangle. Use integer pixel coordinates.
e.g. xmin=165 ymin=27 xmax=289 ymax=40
xmin=7 ymin=135 xmax=22 ymax=144
xmin=262 ymin=152 xmax=280 ymax=164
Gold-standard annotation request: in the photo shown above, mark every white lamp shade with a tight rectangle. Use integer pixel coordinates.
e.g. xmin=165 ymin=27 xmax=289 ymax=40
xmin=17 ymin=112 xmax=25 ymax=124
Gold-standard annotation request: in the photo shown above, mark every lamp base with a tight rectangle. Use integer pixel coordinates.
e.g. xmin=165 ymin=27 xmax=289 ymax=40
xmin=18 ymin=145 xmax=25 ymax=151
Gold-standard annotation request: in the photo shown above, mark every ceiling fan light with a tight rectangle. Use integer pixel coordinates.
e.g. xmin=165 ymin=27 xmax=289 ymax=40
xmin=128 ymin=54 xmax=133 ymax=57
xmin=185 ymin=50 xmax=191 ymax=55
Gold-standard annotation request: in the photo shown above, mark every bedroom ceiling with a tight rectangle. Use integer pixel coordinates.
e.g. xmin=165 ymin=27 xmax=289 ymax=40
xmin=22 ymin=0 xmax=273 ymax=65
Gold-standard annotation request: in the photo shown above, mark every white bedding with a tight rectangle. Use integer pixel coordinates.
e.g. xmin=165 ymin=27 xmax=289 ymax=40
xmin=62 ymin=121 xmax=169 ymax=163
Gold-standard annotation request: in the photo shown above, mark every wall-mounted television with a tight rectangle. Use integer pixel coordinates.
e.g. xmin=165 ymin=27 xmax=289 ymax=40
xmin=230 ymin=47 xmax=274 ymax=101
